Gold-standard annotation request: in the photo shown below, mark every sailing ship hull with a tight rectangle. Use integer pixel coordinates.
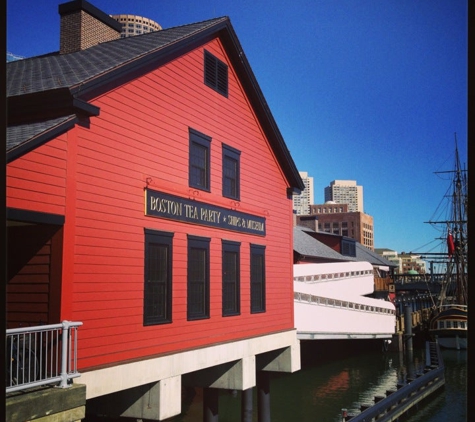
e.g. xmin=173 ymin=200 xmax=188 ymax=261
xmin=429 ymin=305 xmax=467 ymax=350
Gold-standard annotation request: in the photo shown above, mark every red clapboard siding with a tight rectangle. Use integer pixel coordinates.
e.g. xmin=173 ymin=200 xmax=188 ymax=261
xmin=7 ymin=135 xmax=68 ymax=215
xmin=7 ymin=38 xmax=296 ymax=369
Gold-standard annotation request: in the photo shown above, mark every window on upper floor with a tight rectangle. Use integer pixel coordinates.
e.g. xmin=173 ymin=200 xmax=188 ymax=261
xmin=222 ymin=240 xmax=241 ymax=316
xmin=204 ymin=50 xmax=228 ymax=97
xmin=189 ymin=128 xmax=211 ymax=191
xmin=187 ymin=235 xmax=210 ymax=320
xmin=144 ymin=229 xmax=173 ymax=325
xmin=222 ymin=144 xmax=240 ymax=200
xmin=250 ymin=244 xmax=266 ymax=313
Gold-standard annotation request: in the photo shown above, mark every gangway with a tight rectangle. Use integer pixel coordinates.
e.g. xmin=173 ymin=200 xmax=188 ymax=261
xmin=294 ymin=261 xmax=396 ymax=340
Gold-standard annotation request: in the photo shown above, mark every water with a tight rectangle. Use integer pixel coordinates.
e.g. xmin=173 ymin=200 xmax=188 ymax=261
xmin=403 ymin=348 xmax=467 ymax=422
xmin=172 ymin=341 xmax=467 ymax=422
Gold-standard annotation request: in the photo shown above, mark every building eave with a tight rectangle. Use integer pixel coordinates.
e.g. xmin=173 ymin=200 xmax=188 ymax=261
xmin=7 ymin=115 xmax=78 ymax=163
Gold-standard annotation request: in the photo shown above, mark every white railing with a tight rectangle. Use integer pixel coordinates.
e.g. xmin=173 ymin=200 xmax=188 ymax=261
xmin=6 ymin=321 xmax=82 ymax=393
xmin=294 ymin=291 xmax=395 ymax=315
xmin=294 ymin=269 xmax=373 ymax=283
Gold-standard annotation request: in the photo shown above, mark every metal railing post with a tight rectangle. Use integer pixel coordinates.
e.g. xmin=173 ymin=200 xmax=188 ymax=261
xmin=60 ymin=320 xmax=71 ymax=388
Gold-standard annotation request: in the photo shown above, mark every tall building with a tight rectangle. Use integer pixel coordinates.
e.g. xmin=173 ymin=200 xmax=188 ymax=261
xmin=293 ymin=171 xmax=314 ymax=215
xmin=324 ymin=180 xmax=363 ymax=212
xmin=111 ymin=14 xmax=162 ymax=37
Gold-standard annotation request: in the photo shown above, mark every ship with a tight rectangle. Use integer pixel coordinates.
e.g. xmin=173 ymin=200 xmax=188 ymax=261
xmin=427 ymin=135 xmax=467 ymax=349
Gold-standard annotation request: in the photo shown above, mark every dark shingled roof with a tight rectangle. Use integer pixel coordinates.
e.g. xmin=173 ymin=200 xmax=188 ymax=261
xmin=293 ymin=225 xmax=396 ymax=268
xmin=293 ymin=226 xmax=353 ymax=262
xmin=7 ymin=18 xmax=228 ymax=97
xmin=354 ymin=243 xmax=397 ymax=268
xmin=7 ymin=115 xmax=78 ymax=161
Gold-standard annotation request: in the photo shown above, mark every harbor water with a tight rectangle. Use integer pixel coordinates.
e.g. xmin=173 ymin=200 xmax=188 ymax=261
xmin=171 ymin=340 xmax=467 ymax=422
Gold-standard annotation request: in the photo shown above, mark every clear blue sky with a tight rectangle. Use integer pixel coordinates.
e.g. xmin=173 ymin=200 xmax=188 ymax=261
xmin=7 ymin=0 xmax=468 ymax=254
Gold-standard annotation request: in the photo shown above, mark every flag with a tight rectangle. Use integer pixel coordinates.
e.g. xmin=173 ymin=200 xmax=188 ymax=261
xmin=447 ymin=231 xmax=455 ymax=257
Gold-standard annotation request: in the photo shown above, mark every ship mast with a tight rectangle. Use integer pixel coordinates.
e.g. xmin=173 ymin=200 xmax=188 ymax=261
xmin=427 ymin=134 xmax=467 ymax=310
xmin=451 ymin=135 xmax=468 ymax=306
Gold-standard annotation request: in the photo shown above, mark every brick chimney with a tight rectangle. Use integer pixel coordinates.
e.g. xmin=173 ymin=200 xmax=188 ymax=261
xmin=59 ymin=0 xmax=122 ymax=54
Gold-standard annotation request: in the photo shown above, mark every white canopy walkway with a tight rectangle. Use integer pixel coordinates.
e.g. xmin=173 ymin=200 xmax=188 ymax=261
xmin=294 ymin=261 xmax=396 ymax=340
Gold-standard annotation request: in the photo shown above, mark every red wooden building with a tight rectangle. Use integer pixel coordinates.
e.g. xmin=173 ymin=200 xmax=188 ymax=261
xmin=6 ymin=1 xmax=304 ymax=420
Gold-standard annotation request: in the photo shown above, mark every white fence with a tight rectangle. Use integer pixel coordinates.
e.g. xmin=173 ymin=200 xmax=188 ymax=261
xmin=6 ymin=321 xmax=82 ymax=393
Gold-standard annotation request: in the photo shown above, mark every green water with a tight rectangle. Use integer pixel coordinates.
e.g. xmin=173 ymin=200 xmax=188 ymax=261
xmin=174 ymin=341 xmax=467 ymax=422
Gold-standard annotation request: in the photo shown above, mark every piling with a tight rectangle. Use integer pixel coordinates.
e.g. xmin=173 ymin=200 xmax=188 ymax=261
xmin=203 ymin=388 xmax=219 ymax=422
xmin=404 ymin=305 xmax=413 ymax=353
xmin=404 ymin=305 xmax=415 ymax=378
xmin=241 ymin=388 xmax=253 ymax=422
xmin=257 ymin=371 xmax=271 ymax=422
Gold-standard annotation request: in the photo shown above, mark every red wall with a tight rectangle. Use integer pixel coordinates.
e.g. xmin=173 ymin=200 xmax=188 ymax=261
xmin=7 ymin=135 xmax=68 ymax=215
xmin=7 ymin=39 xmax=295 ymax=370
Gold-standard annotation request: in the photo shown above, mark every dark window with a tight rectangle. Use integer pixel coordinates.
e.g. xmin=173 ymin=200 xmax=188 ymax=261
xmin=204 ymin=50 xmax=228 ymax=97
xmin=222 ymin=145 xmax=240 ymax=199
xmin=144 ymin=229 xmax=173 ymax=325
xmin=189 ymin=128 xmax=211 ymax=191
xmin=222 ymin=240 xmax=240 ymax=316
xmin=250 ymin=244 xmax=266 ymax=313
xmin=187 ymin=236 xmax=210 ymax=320
xmin=341 ymin=239 xmax=356 ymax=257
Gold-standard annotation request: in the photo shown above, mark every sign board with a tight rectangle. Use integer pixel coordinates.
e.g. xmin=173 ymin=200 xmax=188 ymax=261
xmin=145 ymin=189 xmax=266 ymax=236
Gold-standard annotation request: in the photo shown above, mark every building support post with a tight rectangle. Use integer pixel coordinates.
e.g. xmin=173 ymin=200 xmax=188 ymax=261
xmin=241 ymin=387 xmax=253 ymax=422
xmin=404 ymin=305 xmax=415 ymax=379
xmin=203 ymin=388 xmax=219 ymax=422
xmin=404 ymin=305 xmax=413 ymax=353
xmin=257 ymin=371 xmax=270 ymax=422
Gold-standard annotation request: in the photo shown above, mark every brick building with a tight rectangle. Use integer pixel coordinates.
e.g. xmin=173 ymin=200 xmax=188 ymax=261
xmin=297 ymin=207 xmax=374 ymax=251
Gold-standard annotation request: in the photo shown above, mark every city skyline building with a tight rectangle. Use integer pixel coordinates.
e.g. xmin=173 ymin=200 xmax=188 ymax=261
xmin=324 ymin=180 xmax=363 ymax=212
xmin=375 ymin=249 xmax=427 ymax=274
xmin=293 ymin=171 xmax=314 ymax=215
xmin=111 ymin=14 xmax=162 ymax=37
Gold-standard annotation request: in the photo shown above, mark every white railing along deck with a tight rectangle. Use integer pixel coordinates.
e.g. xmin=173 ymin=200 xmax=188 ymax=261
xmin=294 ymin=291 xmax=395 ymax=316
xmin=6 ymin=321 xmax=82 ymax=394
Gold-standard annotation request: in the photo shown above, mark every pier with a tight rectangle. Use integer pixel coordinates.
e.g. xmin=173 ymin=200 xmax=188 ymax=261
xmin=340 ymin=341 xmax=445 ymax=421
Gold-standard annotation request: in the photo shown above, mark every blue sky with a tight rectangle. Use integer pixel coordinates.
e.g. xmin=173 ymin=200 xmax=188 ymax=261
xmin=7 ymin=0 xmax=468 ymax=255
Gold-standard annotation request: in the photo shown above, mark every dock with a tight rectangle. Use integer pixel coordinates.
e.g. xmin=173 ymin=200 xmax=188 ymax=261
xmin=340 ymin=341 xmax=445 ymax=421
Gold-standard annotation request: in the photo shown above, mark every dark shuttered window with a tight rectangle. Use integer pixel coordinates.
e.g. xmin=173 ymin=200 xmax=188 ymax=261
xmin=144 ymin=229 xmax=173 ymax=325
xmin=204 ymin=50 xmax=228 ymax=97
xmin=250 ymin=244 xmax=266 ymax=313
xmin=222 ymin=240 xmax=240 ymax=316
xmin=187 ymin=235 xmax=210 ymax=320
xmin=189 ymin=128 xmax=211 ymax=191
xmin=222 ymin=144 xmax=240 ymax=200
